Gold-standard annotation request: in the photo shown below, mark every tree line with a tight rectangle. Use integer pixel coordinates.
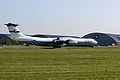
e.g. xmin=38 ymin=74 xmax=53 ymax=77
xmin=0 ymin=39 xmax=24 ymax=45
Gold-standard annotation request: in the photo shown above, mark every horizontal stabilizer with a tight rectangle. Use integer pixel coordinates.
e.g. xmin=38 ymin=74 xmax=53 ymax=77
xmin=5 ymin=23 xmax=18 ymax=27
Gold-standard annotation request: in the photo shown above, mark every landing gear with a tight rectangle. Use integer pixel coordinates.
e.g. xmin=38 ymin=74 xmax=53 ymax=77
xmin=53 ymin=45 xmax=61 ymax=48
xmin=23 ymin=43 xmax=30 ymax=46
xmin=89 ymin=46 xmax=94 ymax=48
xmin=52 ymin=38 xmax=62 ymax=48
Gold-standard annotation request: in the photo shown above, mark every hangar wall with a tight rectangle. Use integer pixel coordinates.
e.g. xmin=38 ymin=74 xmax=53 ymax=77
xmin=82 ymin=33 xmax=120 ymax=46
xmin=0 ymin=34 xmax=11 ymax=40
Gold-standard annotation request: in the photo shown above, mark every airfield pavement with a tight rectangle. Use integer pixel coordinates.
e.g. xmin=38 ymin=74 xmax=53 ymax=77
xmin=0 ymin=46 xmax=120 ymax=80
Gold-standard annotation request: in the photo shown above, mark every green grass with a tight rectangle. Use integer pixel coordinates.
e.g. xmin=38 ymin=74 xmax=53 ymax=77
xmin=0 ymin=46 xmax=120 ymax=80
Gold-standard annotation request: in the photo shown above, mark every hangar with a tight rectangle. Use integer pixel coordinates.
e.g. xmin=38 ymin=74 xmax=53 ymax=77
xmin=82 ymin=33 xmax=120 ymax=46
xmin=0 ymin=34 xmax=11 ymax=40
xmin=0 ymin=34 xmax=11 ymax=45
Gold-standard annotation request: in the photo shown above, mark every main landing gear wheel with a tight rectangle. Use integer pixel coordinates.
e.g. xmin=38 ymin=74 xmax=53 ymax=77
xmin=53 ymin=45 xmax=61 ymax=48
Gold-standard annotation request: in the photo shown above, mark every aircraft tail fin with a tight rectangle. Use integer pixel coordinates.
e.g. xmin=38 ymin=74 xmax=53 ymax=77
xmin=5 ymin=23 xmax=25 ymax=39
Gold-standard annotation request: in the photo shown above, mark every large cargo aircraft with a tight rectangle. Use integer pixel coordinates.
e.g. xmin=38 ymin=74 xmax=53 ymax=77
xmin=5 ymin=23 xmax=97 ymax=48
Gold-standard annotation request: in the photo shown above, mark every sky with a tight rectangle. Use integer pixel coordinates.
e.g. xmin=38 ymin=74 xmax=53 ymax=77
xmin=0 ymin=0 xmax=120 ymax=37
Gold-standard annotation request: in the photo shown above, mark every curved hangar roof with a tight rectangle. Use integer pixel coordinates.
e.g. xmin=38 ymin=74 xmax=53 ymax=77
xmin=82 ymin=33 xmax=120 ymax=46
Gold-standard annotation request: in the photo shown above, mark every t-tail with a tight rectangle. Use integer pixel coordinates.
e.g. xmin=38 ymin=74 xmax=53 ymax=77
xmin=5 ymin=23 xmax=25 ymax=39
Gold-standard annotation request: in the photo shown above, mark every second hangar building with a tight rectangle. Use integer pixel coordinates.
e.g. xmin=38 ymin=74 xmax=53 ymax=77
xmin=82 ymin=33 xmax=120 ymax=46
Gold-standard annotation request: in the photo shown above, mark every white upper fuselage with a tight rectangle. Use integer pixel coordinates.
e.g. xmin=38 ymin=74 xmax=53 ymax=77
xmin=57 ymin=37 xmax=97 ymax=44
xmin=13 ymin=36 xmax=56 ymax=42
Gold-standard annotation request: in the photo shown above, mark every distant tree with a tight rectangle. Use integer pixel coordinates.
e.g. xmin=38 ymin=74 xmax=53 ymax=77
xmin=0 ymin=39 xmax=24 ymax=45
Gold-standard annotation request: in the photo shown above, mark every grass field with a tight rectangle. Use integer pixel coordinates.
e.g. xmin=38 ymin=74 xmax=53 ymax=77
xmin=0 ymin=46 xmax=120 ymax=80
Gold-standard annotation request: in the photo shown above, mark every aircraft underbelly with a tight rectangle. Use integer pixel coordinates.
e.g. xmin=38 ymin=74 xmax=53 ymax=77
xmin=27 ymin=41 xmax=53 ymax=46
xmin=37 ymin=42 xmax=53 ymax=46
